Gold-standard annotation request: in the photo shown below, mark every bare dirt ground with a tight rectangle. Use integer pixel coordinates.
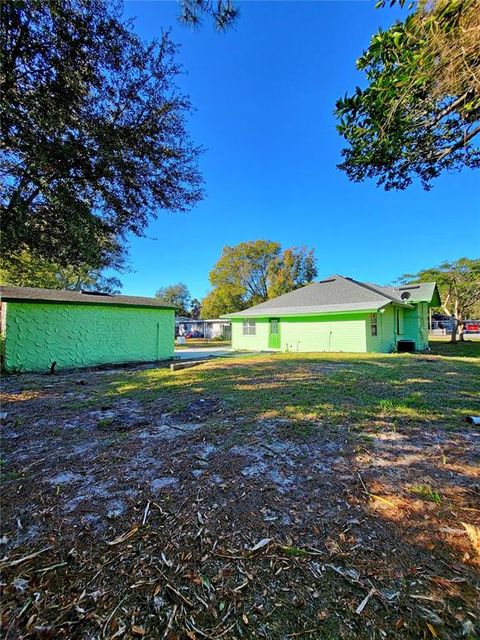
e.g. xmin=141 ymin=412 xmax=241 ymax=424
xmin=1 ymin=353 xmax=479 ymax=639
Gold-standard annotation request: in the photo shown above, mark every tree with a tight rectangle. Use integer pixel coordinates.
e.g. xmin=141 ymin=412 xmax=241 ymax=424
xmin=399 ymin=258 xmax=480 ymax=342
xmin=336 ymin=0 xmax=480 ymax=190
xmin=210 ymin=241 xmax=281 ymax=306
xmin=268 ymin=247 xmax=317 ymax=298
xmin=0 ymin=250 xmax=121 ymax=292
xmin=190 ymin=298 xmax=201 ymax=319
xmin=200 ymin=286 xmax=244 ymax=319
xmin=1 ymin=0 xmax=203 ymax=270
xmin=179 ymin=0 xmax=239 ymax=29
xmin=155 ymin=282 xmax=191 ymax=316
xmin=202 ymin=240 xmax=318 ymax=316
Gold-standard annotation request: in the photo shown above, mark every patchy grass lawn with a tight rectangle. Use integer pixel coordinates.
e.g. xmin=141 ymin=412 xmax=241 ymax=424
xmin=1 ymin=343 xmax=479 ymax=639
xmin=429 ymin=337 xmax=480 ymax=359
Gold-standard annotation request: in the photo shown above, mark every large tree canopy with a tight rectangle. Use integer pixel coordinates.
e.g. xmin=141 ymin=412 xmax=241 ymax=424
xmin=1 ymin=0 xmax=203 ymax=270
xmin=201 ymin=240 xmax=318 ymax=318
xmin=155 ymin=282 xmax=191 ymax=316
xmin=400 ymin=257 xmax=480 ymax=342
xmin=0 ymin=249 xmax=122 ymax=292
xmin=200 ymin=286 xmax=245 ymax=320
xmin=336 ymin=0 xmax=480 ymax=190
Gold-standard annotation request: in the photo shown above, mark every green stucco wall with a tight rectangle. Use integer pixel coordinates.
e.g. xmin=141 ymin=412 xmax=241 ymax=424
xmin=4 ymin=302 xmax=174 ymax=372
xmin=366 ymin=306 xmax=396 ymax=353
xmin=231 ymin=303 xmax=430 ymax=354
xmin=403 ymin=302 xmax=429 ymax=350
xmin=369 ymin=304 xmax=428 ymax=353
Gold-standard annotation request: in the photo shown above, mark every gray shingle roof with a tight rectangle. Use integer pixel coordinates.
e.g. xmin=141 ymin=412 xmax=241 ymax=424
xmin=373 ymin=282 xmax=440 ymax=305
xmin=0 ymin=286 xmax=175 ymax=309
xmin=222 ymin=275 xmax=438 ymax=318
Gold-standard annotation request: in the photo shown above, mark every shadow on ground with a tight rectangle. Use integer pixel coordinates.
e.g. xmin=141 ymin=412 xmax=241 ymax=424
xmin=1 ymin=348 xmax=479 ymax=639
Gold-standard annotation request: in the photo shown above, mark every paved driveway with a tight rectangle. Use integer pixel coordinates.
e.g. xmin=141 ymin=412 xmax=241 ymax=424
xmin=174 ymin=347 xmax=234 ymax=360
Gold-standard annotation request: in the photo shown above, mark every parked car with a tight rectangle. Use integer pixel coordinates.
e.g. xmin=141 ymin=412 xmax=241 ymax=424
xmin=430 ymin=313 xmax=453 ymax=332
xmin=185 ymin=330 xmax=204 ymax=339
xmin=464 ymin=320 xmax=480 ymax=334
xmin=432 ymin=320 xmax=453 ymax=331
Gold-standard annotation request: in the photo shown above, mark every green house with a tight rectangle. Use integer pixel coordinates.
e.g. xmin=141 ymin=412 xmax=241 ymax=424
xmin=223 ymin=275 xmax=440 ymax=354
xmin=0 ymin=286 xmax=175 ymax=372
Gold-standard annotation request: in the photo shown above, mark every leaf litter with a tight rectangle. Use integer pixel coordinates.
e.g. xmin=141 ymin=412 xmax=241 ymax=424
xmin=0 ymin=363 xmax=479 ymax=639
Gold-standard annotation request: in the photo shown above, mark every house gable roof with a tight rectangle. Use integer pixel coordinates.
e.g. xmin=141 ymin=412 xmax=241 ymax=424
xmin=222 ymin=275 xmax=439 ymax=318
xmin=0 ymin=286 xmax=176 ymax=310
xmin=373 ymin=282 xmax=441 ymax=306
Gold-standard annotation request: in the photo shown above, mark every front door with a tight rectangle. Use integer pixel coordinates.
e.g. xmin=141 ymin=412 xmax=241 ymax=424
xmin=268 ymin=318 xmax=281 ymax=349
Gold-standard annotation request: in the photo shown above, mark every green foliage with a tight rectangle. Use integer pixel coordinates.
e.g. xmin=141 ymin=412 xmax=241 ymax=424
xmin=336 ymin=0 xmax=480 ymax=190
xmin=279 ymin=545 xmax=309 ymax=558
xmin=210 ymin=240 xmax=281 ymax=302
xmin=201 ymin=241 xmax=318 ymax=317
xmin=268 ymin=247 xmax=317 ymax=298
xmin=1 ymin=0 xmax=203 ymax=269
xmin=0 ymin=249 xmax=121 ymax=292
xmin=155 ymin=282 xmax=191 ymax=316
xmin=190 ymin=298 xmax=202 ymax=319
xmin=409 ymin=484 xmax=442 ymax=504
xmin=200 ymin=285 xmax=245 ymax=319
xmin=400 ymin=257 xmax=480 ymax=341
xmin=377 ymin=398 xmax=400 ymax=415
xmin=96 ymin=417 xmax=114 ymax=429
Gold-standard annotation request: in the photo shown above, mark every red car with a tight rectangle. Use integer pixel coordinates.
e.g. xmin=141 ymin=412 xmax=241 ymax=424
xmin=464 ymin=321 xmax=479 ymax=333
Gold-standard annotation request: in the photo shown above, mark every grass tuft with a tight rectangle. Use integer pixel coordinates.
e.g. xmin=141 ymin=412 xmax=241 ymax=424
xmin=409 ymin=484 xmax=442 ymax=504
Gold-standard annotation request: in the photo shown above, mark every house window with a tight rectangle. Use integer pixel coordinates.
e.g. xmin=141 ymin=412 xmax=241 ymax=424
xmin=396 ymin=309 xmax=404 ymax=335
xmin=243 ymin=320 xmax=256 ymax=335
xmin=270 ymin=319 xmax=279 ymax=334
xmin=370 ymin=313 xmax=378 ymax=336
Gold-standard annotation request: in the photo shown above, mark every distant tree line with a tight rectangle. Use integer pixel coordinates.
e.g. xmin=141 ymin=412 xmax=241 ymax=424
xmin=154 ymin=240 xmax=318 ymax=319
xmin=200 ymin=240 xmax=317 ymax=318
xmin=400 ymin=258 xmax=480 ymax=343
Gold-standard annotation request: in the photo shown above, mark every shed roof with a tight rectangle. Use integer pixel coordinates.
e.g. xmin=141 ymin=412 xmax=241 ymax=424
xmin=0 ymin=286 xmax=175 ymax=309
xmin=222 ymin=275 xmax=439 ymax=318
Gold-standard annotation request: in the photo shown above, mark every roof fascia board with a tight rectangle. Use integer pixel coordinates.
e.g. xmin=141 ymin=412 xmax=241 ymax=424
xmin=222 ymin=306 xmax=389 ymax=319
xmin=1 ymin=297 xmax=176 ymax=310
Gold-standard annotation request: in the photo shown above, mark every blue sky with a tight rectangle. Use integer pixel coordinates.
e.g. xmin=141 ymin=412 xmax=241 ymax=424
xmin=120 ymin=0 xmax=479 ymax=299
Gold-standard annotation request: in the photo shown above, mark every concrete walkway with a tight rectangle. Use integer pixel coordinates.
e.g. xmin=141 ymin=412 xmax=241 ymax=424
xmin=174 ymin=347 xmax=234 ymax=361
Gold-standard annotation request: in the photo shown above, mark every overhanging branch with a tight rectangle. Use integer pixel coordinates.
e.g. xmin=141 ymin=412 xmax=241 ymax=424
xmin=434 ymin=124 xmax=480 ymax=162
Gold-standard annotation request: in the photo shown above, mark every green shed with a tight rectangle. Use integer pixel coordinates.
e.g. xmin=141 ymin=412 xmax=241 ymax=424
xmin=0 ymin=286 xmax=175 ymax=372
xmin=223 ymin=275 xmax=440 ymax=354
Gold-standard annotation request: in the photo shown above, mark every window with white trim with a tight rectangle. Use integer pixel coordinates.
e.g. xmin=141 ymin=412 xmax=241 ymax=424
xmin=243 ymin=320 xmax=256 ymax=335
xmin=370 ymin=313 xmax=378 ymax=336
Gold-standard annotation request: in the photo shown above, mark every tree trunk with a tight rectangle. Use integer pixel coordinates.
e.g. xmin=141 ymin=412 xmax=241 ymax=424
xmin=450 ymin=317 xmax=465 ymax=343
xmin=450 ymin=317 xmax=458 ymax=343
xmin=449 ymin=298 xmax=464 ymax=343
